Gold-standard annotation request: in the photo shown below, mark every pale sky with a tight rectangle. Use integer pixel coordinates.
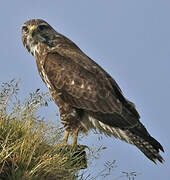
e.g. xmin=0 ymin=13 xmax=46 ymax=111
xmin=0 ymin=1 xmax=169 ymax=179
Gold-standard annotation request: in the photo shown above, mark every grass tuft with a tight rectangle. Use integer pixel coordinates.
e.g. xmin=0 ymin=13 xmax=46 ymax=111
xmin=0 ymin=80 xmax=138 ymax=180
xmin=0 ymin=80 xmax=87 ymax=180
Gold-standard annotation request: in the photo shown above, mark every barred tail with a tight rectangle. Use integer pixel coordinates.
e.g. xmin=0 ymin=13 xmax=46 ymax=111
xmin=84 ymin=115 xmax=164 ymax=163
xmin=129 ymin=123 xmax=164 ymax=163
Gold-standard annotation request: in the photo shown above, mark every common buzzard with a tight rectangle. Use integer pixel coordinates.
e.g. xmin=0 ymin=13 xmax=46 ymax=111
xmin=22 ymin=19 xmax=164 ymax=163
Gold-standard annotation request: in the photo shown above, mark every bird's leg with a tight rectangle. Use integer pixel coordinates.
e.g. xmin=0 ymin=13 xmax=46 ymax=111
xmin=62 ymin=130 xmax=70 ymax=145
xmin=71 ymin=129 xmax=79 ymax=147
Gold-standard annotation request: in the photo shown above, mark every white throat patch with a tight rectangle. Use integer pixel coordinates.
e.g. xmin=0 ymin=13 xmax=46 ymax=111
xmin=26 ymin=36 xmax=40 ymax=56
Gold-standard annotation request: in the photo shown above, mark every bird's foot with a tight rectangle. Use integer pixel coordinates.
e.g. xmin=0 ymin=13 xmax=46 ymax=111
xmin=61 ymin=129 xmax=88 ymax=150
xmin=71 ymin=128 xmax=79 ymax=146
xmin=60 ymin=130 xmax=70 ymax=146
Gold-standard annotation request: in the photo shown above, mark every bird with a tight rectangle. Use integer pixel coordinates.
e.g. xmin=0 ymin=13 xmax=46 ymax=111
xmin=22 ymin=19 xmax=164 ymax=163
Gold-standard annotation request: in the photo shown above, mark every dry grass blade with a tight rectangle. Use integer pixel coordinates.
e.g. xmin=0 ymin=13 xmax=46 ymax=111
xmin=0 ymin=80 xmax=87 ymax=180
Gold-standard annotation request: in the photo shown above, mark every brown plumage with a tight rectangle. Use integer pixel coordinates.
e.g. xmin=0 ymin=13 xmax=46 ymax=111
xmin=22 ymin=19 xmax=164 ymax=163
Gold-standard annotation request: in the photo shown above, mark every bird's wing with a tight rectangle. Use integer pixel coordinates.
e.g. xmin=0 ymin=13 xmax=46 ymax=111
xmin=44 ymin=37 xmax=140 ymax=128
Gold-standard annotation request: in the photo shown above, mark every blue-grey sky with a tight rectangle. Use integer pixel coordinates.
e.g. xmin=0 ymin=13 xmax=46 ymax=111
xmin=0 ymin=1 xmax=169 ymax=179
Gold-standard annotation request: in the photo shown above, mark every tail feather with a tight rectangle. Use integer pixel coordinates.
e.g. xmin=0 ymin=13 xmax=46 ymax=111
xmin=131 ymin=133 xmax=164 ymax=163
xmin=129 ymin=123 xmax=164 ymax=163
xmin=84 ymin=114 xmax=164 ymax=163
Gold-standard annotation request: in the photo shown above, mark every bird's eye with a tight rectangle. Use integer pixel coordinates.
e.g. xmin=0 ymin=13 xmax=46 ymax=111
xmin=38 ymin=24 xmax=48 ymax=31
xmin=22 ymin=26 xmax=29 ymax=33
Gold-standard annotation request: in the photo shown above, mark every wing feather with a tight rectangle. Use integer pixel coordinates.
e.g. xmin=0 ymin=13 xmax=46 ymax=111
xmin=47 ymin=36 xmax=140 ymax=118
xmin=44 ymin=49 xmax=139 ymax=129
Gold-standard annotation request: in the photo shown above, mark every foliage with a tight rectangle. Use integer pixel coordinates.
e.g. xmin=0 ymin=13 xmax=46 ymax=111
xmin=0 ymin=80 xmax=86 ymax=180
xmin=0 ymin=80 xmax=138 ymax=180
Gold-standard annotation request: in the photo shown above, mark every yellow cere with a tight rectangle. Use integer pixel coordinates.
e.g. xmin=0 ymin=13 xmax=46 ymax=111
xmin=29 ymin=25 xmax=37 ymax=32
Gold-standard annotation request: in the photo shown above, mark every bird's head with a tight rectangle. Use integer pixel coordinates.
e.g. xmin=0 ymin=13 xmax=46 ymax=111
xmin=22 ymin=19 xmax=60 ymax=56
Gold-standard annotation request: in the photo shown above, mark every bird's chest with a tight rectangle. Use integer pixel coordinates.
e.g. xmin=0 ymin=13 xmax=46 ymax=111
xmin=30 ymin=43 xmax=50 ymax=90
xmin=36 ymin=60 xmax=51 ymax=91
